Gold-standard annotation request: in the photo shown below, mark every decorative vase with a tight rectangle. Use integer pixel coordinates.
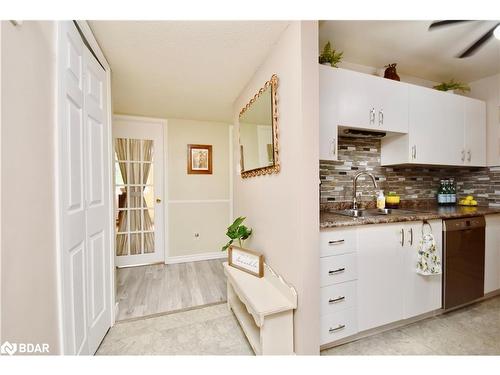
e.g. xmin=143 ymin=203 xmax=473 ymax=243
xmin=384 ymin=63 xmax=400 ymax=81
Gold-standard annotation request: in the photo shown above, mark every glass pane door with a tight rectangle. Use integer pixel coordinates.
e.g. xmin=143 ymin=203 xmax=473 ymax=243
xmin=115 ymin=138 xmax=156 ymax=258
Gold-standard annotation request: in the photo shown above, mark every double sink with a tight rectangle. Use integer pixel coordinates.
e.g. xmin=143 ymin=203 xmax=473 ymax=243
xmin=336 ymin=208 xmax=422 ymax=218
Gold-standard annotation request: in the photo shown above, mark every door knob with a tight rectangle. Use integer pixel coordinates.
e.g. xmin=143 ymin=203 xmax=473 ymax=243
xmin=156 ymin=198 xmax=162 ymax=203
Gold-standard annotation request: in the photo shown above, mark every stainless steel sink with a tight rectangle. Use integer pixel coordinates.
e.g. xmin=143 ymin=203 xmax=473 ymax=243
xmin=336 ymin=208 xmax=421 ymax=218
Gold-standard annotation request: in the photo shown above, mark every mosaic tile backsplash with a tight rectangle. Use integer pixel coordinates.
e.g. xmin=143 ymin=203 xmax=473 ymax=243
xmin=320 ymin=137 xmax=500 ymax=208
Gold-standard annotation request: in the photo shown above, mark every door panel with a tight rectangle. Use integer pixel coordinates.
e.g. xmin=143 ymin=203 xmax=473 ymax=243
xmin=113 ymin=117 xmax=165 ymax=267
xmin=84 ymin=46 xmax=111 ymax=355
xmin=464 ymin=99 xmax=486 ymax=166
xmin=357 ymin=223 xmax=405 ymax=331
xmin=409 ymin=86 xmax=464 ymax=166
xmin=59 ymin=21 xmax=111 ymax=355
xmin=374 ymin=78 xmax=408 ymax=133
xmin=60 ymin=21 xmax=90 ymax=355
xmin=403 ymin=221 xmax=442 ymax=318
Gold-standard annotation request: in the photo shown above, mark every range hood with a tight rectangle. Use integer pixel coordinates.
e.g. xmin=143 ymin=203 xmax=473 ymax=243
xmin=340 ymin=128 xmax=387 ymax=138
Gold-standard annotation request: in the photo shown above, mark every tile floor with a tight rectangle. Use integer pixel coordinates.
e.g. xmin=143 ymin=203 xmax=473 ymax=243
xmin=322 ymin=295 xmax=500 ymax=355
xmin=98 ymin=295 xmax=500 ymax=355
xmin=97 ymin=303 xmax=253 ymax=355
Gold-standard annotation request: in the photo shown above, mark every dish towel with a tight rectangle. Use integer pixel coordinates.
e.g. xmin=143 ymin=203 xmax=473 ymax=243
xmin=416 ymin=224 xmax=442 ymax=276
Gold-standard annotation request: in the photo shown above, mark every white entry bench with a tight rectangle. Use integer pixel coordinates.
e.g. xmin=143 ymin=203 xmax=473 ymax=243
xmin=223 ymin=262 xmax=297 ymax=355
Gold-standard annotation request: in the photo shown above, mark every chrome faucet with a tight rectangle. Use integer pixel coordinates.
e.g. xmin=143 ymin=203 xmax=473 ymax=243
xmin=352 ymin=172 xmax=378 ymax=210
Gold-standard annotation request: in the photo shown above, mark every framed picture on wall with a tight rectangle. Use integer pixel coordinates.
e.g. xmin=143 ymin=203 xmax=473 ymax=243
xmin=187 ymin=144 xmax=213 ymax=174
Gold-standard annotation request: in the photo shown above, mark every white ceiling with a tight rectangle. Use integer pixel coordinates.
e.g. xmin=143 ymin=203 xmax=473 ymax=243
xmin=319 ymin=20 xmax=500 ymax=83
xmin=89 ymin=21 xmax=289 ymax=123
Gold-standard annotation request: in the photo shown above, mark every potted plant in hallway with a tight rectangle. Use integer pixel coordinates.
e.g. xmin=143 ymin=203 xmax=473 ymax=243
xmin=221 ymin=216 xmax=253 ymax=251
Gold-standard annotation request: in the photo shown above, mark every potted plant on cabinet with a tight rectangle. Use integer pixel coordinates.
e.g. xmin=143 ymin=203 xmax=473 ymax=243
xmin=433 ymin=79 xmax=470 ymax=94
xmin=221 ymin=216 xmax=253 ymax=251
xmin=319 ymin=41 xmax=343 ymax=67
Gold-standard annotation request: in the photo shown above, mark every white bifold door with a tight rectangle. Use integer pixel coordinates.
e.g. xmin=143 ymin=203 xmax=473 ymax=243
xmin=58 ymin=21 xmax=112 ymax=355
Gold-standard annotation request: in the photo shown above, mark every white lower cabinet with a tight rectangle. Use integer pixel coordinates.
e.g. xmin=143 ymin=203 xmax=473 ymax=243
xmin=320 ymin=220 xmax=443 ymax=347
xmin=402 ymin=220 xmax=443 ymax=318
xmin=357 ymin=223 xmax=405 ymax=331
xmin=485 ymin=214 xmax=500 ymax=293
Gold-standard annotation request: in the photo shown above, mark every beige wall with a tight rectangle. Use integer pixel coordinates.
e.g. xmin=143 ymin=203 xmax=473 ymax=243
xmin=167 ymin=119 xmax=232 ymax=258
xmin=0 ymin=21 xmax=60 ymax=353
xmin=232 ymin=21 xmax=319 ymax=354
xmin=467 ymin=74 xmax=500 ymax=167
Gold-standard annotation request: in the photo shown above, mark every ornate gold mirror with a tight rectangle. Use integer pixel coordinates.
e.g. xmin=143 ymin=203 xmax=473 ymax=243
xmin=239 ymin=74 xmax=279 ymax=178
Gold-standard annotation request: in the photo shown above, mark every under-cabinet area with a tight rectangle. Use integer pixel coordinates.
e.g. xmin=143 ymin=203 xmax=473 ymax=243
xmin=319 ymin=213 xmax=500 ymax=349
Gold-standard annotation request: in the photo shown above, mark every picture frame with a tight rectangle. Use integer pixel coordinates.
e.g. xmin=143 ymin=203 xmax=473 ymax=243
xmin=187 ymin=144 xmax=213 ymax=174
xmin=228 ymin=245 xmax=264 ymax=278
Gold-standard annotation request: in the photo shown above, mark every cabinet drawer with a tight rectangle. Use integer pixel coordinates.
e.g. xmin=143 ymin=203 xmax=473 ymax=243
xmin=320 ymin=228 xmax=357 ymax=257
xmin=320 ymin=253 xmax=357 ymax=287
xmin=320 ymin=281 xmax=357 ymax=316
xmin=320 ymin=307 xmax=358 ymax=345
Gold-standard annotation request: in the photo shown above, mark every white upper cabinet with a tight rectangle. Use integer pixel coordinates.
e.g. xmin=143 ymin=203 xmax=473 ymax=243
xmin=320 ymin=66 xmax=409 ymax=160
xmin=372 ymin=74 xmax=409 ymax=133
xmin=382 ymin=86 xmax=486 ymax=167
xmin=407 ymin=85 xmax=465 ymax=166
xmin=319 ymin=65 xmax=340 ymax=160
xmin=464 ymin=98 xmax=487 ymax=167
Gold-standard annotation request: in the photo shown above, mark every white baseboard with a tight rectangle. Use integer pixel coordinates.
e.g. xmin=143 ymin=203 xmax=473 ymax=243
xmin=165 ymin=251 xmax=227 ymax=264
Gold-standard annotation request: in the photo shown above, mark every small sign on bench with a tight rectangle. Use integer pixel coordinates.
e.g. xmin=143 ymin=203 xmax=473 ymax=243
xmin=228 ymin=245 xmax=264 ymax=278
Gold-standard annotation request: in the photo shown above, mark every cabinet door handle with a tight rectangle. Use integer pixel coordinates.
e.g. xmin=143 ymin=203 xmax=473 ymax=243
xmin=328 ymin=296 xmax=346 ymax=304
xmin=408 ymin=228 xmax=413 ymax=246
xmin=467 ymin=150 xmax=471 ymax=162
xmin=461 ymin=150 xmax=465 ymax=162
xmin=329 ymin=324 xmax=346 ymax=333
xmin=414 ymin=146 xmax=417 ymax=159
xmin=378 ymin=110 xmax=384 ymax=126
xmin=370 ymin=108 xmax=375 ymax=124
xmin=400 ymin=228 xmax=405 ymax=247
xmin=328 ymin=239 xmax=345 ymax=245
xmin=328 ymin=268 xmax=346 ymax=275
xmin=331 ymin=138 xmax=336 ymax=157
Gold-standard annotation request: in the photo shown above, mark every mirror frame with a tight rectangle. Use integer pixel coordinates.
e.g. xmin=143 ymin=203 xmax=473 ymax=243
xmin=238 ymin=74 xmax=280 ymax=178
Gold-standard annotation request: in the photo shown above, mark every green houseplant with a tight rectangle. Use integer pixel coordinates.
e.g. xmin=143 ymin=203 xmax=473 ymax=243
xmin=433 ymin=79 xmax=470 ymax=94
xmin=221 ymin=216 xmax=253 ymax=251
xmin=319 ymin=41 xmax=343 ymax=68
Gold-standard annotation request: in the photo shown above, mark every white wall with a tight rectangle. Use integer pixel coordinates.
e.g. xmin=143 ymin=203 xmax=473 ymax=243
xmin=232 ymin=21 xmax=319 ymax=355
xmin=167 ymin=119 xmax=232 ymax=259
xmin=0 ymin=21 xmax=60 ymax=353
xmin=337 ymin=60 xmax=438 ymax=88
xmin=467 ymin=74 xmax=500 ymax=167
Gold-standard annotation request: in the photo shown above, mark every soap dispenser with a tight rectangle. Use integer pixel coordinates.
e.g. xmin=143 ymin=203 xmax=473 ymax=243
xmin=376 ymin=190 xmax=386 ymax=210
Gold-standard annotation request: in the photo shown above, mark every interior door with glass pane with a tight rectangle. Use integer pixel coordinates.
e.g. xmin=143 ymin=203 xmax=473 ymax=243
xmin=113 ymin=117 xmax=164 ymax=267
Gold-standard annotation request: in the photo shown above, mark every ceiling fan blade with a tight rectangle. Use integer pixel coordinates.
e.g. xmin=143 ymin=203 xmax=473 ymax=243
xmin=428 ymin=20 xmax=471 ymax=30
xmin=458 ymin=22 xmax=500 ymax=58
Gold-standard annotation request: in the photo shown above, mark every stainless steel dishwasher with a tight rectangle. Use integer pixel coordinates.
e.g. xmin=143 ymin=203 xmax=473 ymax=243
xmin=443 ymin=216 xmax=485 ymax=310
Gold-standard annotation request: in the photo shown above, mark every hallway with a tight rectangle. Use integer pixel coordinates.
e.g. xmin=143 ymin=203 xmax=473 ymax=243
xmin=116 ymin=259 xmax=226 ymax=321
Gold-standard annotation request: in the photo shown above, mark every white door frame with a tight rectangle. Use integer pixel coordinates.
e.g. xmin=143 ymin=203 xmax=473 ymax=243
xmin=55 ymin=21 xmax=115 ymax=355
xmin=112 ymin=115 xmax=168 ymax=267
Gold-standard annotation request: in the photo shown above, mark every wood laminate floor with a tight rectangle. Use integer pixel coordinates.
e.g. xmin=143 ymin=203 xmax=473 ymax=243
xmin=116 ymin=259 xmax=227 ymax=321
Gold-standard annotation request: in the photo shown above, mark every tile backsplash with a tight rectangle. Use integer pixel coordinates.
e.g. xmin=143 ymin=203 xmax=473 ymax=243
xmin=320 ymin=137 xmax=500 ymax=208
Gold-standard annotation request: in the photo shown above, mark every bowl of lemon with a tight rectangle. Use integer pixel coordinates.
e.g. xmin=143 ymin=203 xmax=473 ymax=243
xmin=459 ymin=195 xmax=478 ymax=206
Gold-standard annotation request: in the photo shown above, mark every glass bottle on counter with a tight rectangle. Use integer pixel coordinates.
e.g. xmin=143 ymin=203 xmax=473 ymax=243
xmin=437 ymin=180 xmax=446 ymax=205
xmin=449 ymin=178 xmax=457 ymax=205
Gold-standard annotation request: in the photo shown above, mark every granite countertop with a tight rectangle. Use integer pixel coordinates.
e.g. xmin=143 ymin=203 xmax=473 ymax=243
xmin=320 ymin=205 xmax=500 ymax=229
